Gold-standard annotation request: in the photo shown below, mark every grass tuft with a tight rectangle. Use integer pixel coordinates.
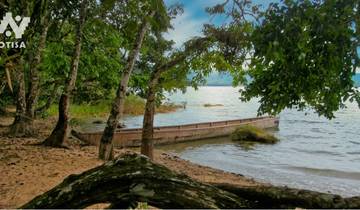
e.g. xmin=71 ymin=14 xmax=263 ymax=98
xmin=46 ymin=95 xmax=182 ymax=119
xmin=231 ymin=125 xmax=279 ymax=144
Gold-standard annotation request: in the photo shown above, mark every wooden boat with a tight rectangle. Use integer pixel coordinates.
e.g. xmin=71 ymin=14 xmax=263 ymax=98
xmin=72 ymin=116 xmax=279 ymax=148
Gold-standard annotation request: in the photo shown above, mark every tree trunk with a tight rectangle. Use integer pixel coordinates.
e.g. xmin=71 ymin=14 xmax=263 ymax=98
xmin=21 ymin=154 xmax=360 ymax=209
xmin=141 ymin=81 xmax=157 ymax=160
xmin=21 ymin=154 xmax=251 ymax=209
xmin=42 ymin=0 xmax=86 ymax=147
xmin=98 ymin=11 xmax=155 ymax=160
xmin=42 ymin=94 xmax=69 ymax=146
xmin=0 ymin=79 xmax=6 ymax=96
xmin=140 ymin=55 xmax=190 ymax=159
xmin=9 ymin=58 xmax=33 ymax=137
xmin=26 ymin=9 xmax=50 ymax=120
xmin=140 ymin=37 xmax=213 ymax=159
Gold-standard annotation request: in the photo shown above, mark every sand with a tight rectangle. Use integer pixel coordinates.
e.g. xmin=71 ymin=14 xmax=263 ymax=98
xmin=0 ymin=116 xmax=260 ymax=209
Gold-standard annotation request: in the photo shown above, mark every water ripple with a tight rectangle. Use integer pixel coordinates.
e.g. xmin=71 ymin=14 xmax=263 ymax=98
xmin=287 ymin=166 xmax=360 ymax=181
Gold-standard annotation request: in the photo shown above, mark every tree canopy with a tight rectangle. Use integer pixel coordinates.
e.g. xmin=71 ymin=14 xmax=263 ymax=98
xmin=1 ymin=0 xmax=359 ymax=140
xmin=240 ymin=0 xmax=360 ymax=119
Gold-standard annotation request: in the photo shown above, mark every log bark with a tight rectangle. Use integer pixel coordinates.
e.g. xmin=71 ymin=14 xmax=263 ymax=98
xmin=21 ymin=154 xmax=360 ymax=209
xmin=98 ymin=11 xmax=155 ymax=160
xmin=213 ymin=183 xmax=360 ymax=209
xmin=42 ymin=0 xmax=86 ymax=147
xmin=21 ymin=154 xmax=250 ymax=209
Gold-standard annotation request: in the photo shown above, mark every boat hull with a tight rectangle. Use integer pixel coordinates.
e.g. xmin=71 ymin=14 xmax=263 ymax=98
xmin=72 ymin=116 xmax=279 ymax=148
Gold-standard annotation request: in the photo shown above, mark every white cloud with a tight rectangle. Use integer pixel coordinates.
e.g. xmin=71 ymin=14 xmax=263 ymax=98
xmin=164 ymin=10 xmax=207 ymax=48
xmin=163 ymin=0 xmax=227 ymax=47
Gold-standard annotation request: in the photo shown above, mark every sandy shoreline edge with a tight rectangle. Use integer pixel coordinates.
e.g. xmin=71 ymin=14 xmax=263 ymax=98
xmin=2 ymin=116 xmax=360 ymax=208
xmin=0 ymin=134 xmax=262 ymax=208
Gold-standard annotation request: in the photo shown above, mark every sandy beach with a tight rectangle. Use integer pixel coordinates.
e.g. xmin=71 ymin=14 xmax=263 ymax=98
xmin=0 ymin=116 xmax=260 ymax=209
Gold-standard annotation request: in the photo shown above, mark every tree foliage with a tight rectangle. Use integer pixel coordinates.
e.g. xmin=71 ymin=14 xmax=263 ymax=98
xmin=241 ymin=0 xmax=360 ymax=118
xmin=1 ymin=0 xmax=359 ymax=128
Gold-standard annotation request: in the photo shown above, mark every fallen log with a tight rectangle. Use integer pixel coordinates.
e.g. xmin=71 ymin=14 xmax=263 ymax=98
xmin=21 ymin=154 xmax=253 ymax=209
xmin=214 ymin=183 xmax=360 ymax=209
xmin=21 ymin=153 xmax=360 ymax=209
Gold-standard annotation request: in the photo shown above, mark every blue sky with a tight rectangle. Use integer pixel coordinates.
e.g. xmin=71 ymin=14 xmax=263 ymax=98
xmin=164 ymin=0 xmax=359 ymax=73
xmin=164 ymin=0 xmax=277 ymax=46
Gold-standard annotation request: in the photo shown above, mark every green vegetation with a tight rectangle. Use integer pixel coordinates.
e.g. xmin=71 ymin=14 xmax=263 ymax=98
xmin=203 ymin=103 xmax=224 ymax=107
xmin=46 ymin=95 xmax=181 ymax=119
xmin=231 ymin=125 xmax=279 ymax=144
xmin=241 ymin=0 xmax=360 ymax=119
xmin=1 ymin=0 xmax=358 ymax=156
xmin=135 ymin=202 xmax=149 ymax=210
xmin=1 ymin=0 xmax=360 ymax=207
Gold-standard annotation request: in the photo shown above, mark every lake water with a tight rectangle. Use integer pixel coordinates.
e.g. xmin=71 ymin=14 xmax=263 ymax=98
xmin=88 ymin=86 xmax=360 ymax=197
xmin=162 ymin=87 xmax=360 ymax=197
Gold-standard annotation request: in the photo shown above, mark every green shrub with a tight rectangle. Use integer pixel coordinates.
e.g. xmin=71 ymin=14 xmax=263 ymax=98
xmin=231 ymin=125 xmax=279 ymax=144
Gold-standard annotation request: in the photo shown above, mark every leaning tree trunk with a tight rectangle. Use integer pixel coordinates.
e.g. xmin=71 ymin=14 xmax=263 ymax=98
xmin=9 ymin=58 xmax=33 ymax=137
xmin=140 ymin=37 xmax=212 ymax=159
xmin=21 ymin=154 xmax=251 ymax=209
xmin=42 ymin=0 xmax=86 ymax=147
xmin=141 ymin=54 xmax=192 ymax=159
xmin=42 ymin=94 xmax=70 ymax=147
xmin=98 ymin=11 xmax=155 ymax=161
xmin=141 ymin=80 xmax=157 ymax=160
xmin=26 ymin=10 xmax=50 ymax=120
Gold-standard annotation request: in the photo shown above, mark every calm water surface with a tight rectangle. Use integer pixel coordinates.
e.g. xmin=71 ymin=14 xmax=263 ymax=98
xmin=88 ymin=86 xmax=360 ymax=196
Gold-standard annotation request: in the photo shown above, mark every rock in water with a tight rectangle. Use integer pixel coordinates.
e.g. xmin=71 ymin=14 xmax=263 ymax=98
xmin=231 ymin=125 xmax=279 ymax=144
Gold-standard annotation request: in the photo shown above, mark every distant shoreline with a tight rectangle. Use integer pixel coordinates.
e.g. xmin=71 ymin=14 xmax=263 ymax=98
xmin=201 ymin=72 xmax=360 ymax=87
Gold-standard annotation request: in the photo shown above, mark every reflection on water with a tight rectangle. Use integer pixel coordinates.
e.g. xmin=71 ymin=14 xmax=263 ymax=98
xmin=84 ymin=86 xmax=360 ymax=197
xmin=163 ymin=87 xmax=360 ymax=197
xmin=160 ymin=136 xmax=233 ymax=152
